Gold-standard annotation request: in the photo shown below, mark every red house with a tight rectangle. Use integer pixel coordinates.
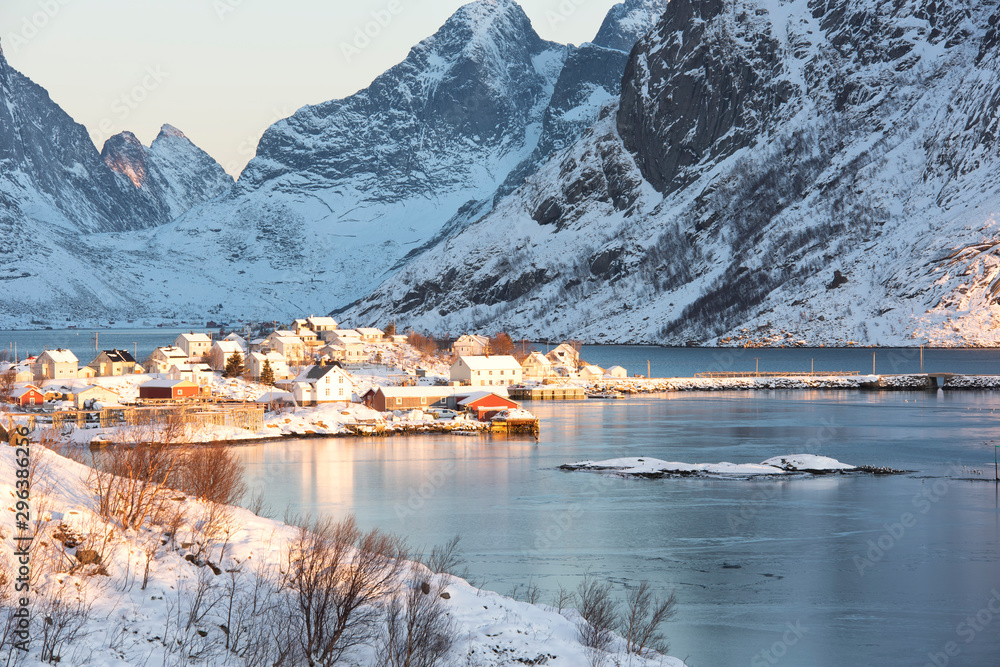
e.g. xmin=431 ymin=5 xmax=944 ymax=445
xmin=8 ymin=385 xmax=44 ymax=407
xmin=457 ymin=391 xmax=520 ymax=421
xmin=138 ymin=379 xmax=199 ymax=401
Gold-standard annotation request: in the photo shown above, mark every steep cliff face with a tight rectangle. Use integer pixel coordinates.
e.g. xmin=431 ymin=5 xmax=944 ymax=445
xmin=343 ymin=0 xmax=1000 ymax=347
xmin=0 ymin=50 xmax=165 ymax=234
xmin=617 ymin=0 xmax=795 ymax=194
xmin=102 ymin=125 xmax=233 ymax=221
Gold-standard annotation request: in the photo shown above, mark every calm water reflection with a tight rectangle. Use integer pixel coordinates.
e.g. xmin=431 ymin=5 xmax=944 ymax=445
xmin=233 ymin=390 xmax=1000 ymax=666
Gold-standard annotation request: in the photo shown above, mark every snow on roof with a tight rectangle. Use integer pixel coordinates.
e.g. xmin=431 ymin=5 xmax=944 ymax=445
xmin=39 ymin=349 xmax=78 ymax=363
xmin=608 ymin=365 xmax=626 ymax=372
xmin=76 ymin=385 xmax=120 ymax=396
xmin=269 ymin=330 xmax=296 ymax=338
xmin=581 ymin=364 xmax=604 ymax=374
xmin=307 ymin=316 xmax=337 ymax=327
xmin=455 ymin=334 xmax=489 ymax=345
xmin=523 ymin=352 xmax=551 ymax=365
xmin=454 ymin=355 xmax=521 ymax=371
xmin=177 ymin=333 xmax=211 ymax=343
xmin=11 ymin=386 xmax=42 ymax=398
xmin=356 ymin=327 xmax=383 ymax=336
xmin=99 ymin=349 xmax=136 ymax=363
xmin=155 ymin=346 xmax=188 ymax=358
xmin=140 ymin=379 xmax=195 ymax=388
xmin=273 ymin=336 xmax=302 ymax=345
xmin=212 ymin=340 xmax=243 ymax=353
xmin=332 ymin=329 xmax=360 ymax=338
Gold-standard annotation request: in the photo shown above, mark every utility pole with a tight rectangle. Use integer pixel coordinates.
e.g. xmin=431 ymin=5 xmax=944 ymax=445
xmin=755 ymin=357 xmax=760 ymax=375
xmin=872 ymin=352 xmax=876 ymax=375
xmin=920 ymin=345 xmax=924 ymax=373
xmin=811 ymin=358 xmax=814 ymax=374
xmin=647 ymin=359 xmax=651 ymax=379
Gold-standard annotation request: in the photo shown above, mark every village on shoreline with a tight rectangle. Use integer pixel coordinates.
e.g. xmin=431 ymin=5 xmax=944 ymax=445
xmin=4 ymin=316 xmax=1000 ymax=446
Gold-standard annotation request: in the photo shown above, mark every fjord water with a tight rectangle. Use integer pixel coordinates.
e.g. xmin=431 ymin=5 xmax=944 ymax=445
xmin=235 ymin=390 xmax=1000 ymax=666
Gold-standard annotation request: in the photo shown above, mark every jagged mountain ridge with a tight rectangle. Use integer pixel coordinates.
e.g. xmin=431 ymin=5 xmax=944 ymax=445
xmin=0 ymin=46 xmax=233 ymax=325
xmin=102 ymin=125 xmax=233 ymax=221
xmin=343 ymin=0 xmax=1000 ymax=347
xmin=88 ymin=0 xmax=665 ymax=324
xmin=0 ymin=0 xmax=667 ymax=328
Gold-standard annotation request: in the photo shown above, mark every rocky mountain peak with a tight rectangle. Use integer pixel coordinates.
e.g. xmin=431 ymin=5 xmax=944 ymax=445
xmin=592 ymin=0 xmax=667 ymax=52
xmin=102 ymin=131 xmax=149 ymax=187
xmin=155 ymin=123 xmax=187 ymax=141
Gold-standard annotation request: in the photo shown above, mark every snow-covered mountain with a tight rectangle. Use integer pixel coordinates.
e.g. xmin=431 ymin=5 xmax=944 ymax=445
xmin=96 ymin=0 xmax=666 ymax=324
xmin=102 ymin=125 xmax=233 ymax=221
xmin=345 ymin=0 xmax=1000 ymax=347
xmin=0 ymin=46 xmax=231 ymax=326
xmin=593 ymin=0 xmax=669 ymax=53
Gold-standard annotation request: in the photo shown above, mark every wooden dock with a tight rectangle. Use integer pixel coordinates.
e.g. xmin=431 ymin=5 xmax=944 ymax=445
xmin=490 ymin=418 xmax=540 ymax=436
xmin=509 ymin=386 xmax=586 ymax=401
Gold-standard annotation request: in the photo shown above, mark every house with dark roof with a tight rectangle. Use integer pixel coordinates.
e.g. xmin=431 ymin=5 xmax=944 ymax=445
xmin=88 ymin=349 xmax=137 ymax=376
xmin=290 ymin=364 xmax=355 ymax=405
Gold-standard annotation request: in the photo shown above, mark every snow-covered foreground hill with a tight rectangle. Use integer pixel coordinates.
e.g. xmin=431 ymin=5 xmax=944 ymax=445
xmin=0 ymin=444 xmax=685 ymax=666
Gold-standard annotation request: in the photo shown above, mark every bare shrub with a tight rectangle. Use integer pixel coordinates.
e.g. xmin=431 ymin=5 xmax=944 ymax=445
xmin=282 ymin=515 xmax=406 ymax=666
xmin=423 ymin=535 xmax=465 ymax=577
xmin=37 ymin=581 xmax=92 ymax=664
xmin=552 ymin=583 xmax=573 ymax=614
xmin=0 ymin=369 xmax=17 ymax=407
xmin=222 ymin=555 xmax=289 ymax=666
xmin=90 ymin=442 xmax=185 ymax=530
xmin=575 ymin=575 xmax=617 ymax=656
xmin=376 ymin=572 xmax=455 ymax=667
xmin=177 ymin=446 xmax=247 ymax=506
xmin=620 ymin=581 xmax=677 ymax=656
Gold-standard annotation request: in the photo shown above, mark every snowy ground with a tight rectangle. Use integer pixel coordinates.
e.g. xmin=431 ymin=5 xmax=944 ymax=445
xmin=0 ymin=444 xmax=686 ymax=666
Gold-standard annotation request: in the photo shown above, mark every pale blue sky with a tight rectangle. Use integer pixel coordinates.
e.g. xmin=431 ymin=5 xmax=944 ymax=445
xmin=0 ymin=0 xmax=620 ymax=175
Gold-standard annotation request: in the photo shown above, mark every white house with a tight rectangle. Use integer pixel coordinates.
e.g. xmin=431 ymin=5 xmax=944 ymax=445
xmin=166 ymin=363 xmax=213 ymax=385
xmin=307 ymin=316 xmax=338 ymax=332
xmin=452 ymin=334 xmax=489 ymax=357
xmin=272 ymin=336 xmax=305 ymax=363
xmin=174 ymin=333 xmax=212 ymax=360
xmin=318 ymin=341 xmax=366 ymax=365
xmin=265 ymin=330 xmax=298 ymax=347
xmin=290 ymin=365 xmax=356 ymax=405
xmin=1 ymin=362 xmax=35 ymax=383
xmin=73 ymin=385 xmax=121 ymax=410
xmin=520 ymin=352 xmax=552 ymax=380
xmin=209 ymin=340 xmax=244 ymax=371
xmin=606 ymin=365 xmax=627 ymax=379
xmin=223 ymin=332 xmax=247 ymax=351
xmin=322 ymin=328 xmax=361 ymax=344
xmin=546 ymin=343 xmax=580 ymax=372
xmin=149 ymin=346 xmax=189 ymax=373
xmin=33 ymin=349 xmax=79 ymax=380
xmin=356 ymin=327 xmax=384 ymax=343
xmin=450 ymin=355 xmax=523 ymax=388
xmin=578 ymin=364 xmax=605 ymax=380
xmin=248 ymin=351 xmax=290 ymax=381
